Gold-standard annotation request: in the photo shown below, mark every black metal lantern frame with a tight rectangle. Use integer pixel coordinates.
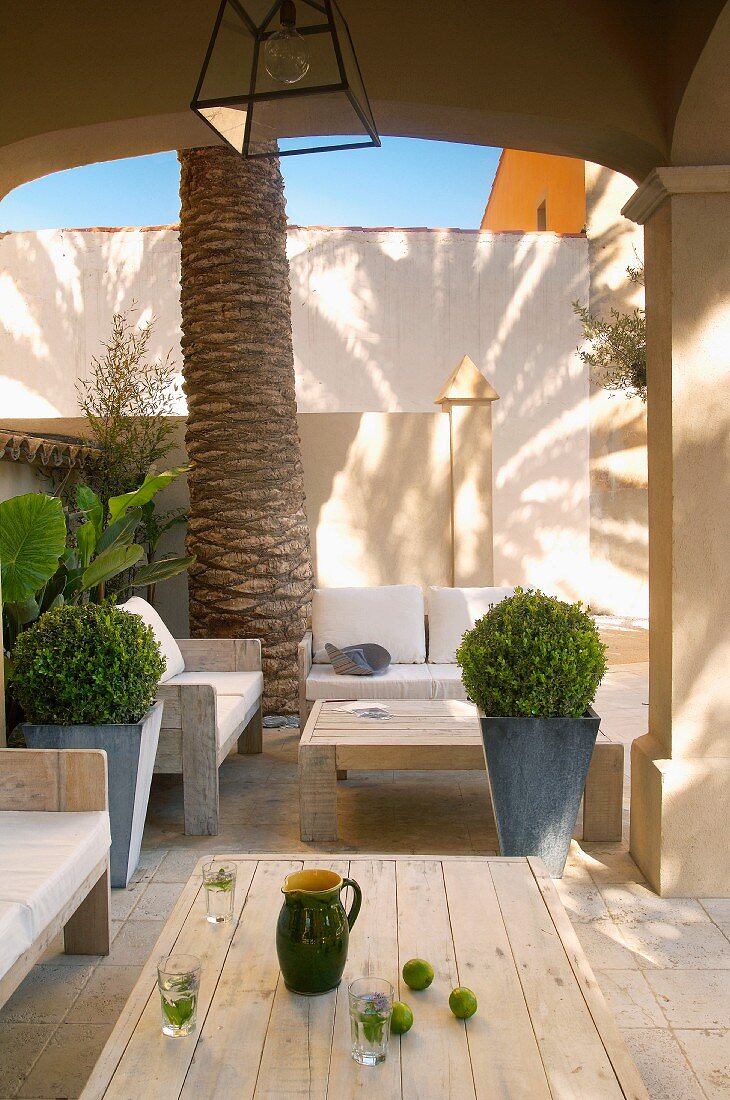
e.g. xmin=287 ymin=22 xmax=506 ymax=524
xmin=191 ymin=0 xmax=380 ymax=158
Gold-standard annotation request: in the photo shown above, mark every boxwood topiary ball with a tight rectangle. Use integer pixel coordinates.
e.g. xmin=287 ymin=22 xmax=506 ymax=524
xmin=12 ymin=601 xmax=165 ymax=726
xmin=456 ymin=587 xmax=607 ymax=719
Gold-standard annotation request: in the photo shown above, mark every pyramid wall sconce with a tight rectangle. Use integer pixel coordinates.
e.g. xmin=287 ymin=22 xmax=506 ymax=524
xmin=191 ymin=0 xmax=380 ymax=158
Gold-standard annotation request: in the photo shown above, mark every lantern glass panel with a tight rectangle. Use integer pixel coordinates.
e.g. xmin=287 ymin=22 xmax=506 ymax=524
xmin=247 ymin=92 xmax=372 ymax=156
xmin=197 ymin=3 xmax=255 ymax=103
xmin=193 ymin=0 xmax=379 ymax=156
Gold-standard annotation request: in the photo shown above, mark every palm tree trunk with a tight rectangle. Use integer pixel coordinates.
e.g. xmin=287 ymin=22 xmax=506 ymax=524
xmin=178 ymin=144 xmax=313 ymax=715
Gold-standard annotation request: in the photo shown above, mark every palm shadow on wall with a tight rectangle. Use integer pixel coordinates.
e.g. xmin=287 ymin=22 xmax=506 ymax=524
xmin=289 ymin=227 xmax=621 ymax=602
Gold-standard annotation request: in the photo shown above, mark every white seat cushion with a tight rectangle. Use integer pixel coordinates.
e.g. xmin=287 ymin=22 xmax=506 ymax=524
xmin=307 ymin=664 xmax=433 ymax=701
xmin=427 ymin=586 xmax=516 ymax=663
xmin=0 ymin=901 xmax=32 ymax=980
xmin=312 ymin=585 xmax=426 ymax=664
xmin=428 ymin=663 xmax=469 ymax=702
xmin=119 ymin=596 xmax=185 ymax=683
xmin=215 ymin=696 xmax=253 ymax=748
xmin=166 ymin=670 xmax=263 ymax=701
xmin=0 ymin=811 xmax=110 ymax=939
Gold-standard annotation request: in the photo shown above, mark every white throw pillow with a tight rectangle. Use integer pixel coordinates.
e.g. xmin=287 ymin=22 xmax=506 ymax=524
xmin=312 ymin=585 xmax=426 ymax=664
xmin=427 ymin=586 xmax=516 ymax=663
xmin=118 ymin=596 xmax=185 ymax=683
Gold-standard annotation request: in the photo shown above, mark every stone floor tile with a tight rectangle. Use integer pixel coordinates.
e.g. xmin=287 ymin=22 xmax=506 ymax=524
xmin=675 ymin=1029 xmax=730 ymax=1099
xmin=66 ymin=965 xmax=141 ymax=1024
xmin=99 ymin=920 xmax=165 ymax=966
xmin=646 ymin=970 xmax=730 ymax=1028
xmin=18 ymin=1022 xmax=114 ymax=1099
xmin=0 ymin=1020 xmax=54 ymax=1098
xmin=38 ymin=932 xmax=101 ymax=969
xmin=619 ymin=920 xmax=730 ymax=970
xmin=130 ymin=881 xmax=185 ymax=921
xmin=595 ymin=969 xmax=667 ymax=1027
xmin=554 ymin=878 xmax=611 ymax=922
xmin=701 ymin=899 xmax=730 ymax=923
xmin=622 ymin=1028 xmax=705 ymax=1100
xmin=2 ymin=964 xmax=94 ymax=1024
xmin=152 ymin=849 xmax=201 ymax=882
xmin=581 ymin=850 xmax=647 ymax=884
xmin=573 ymin=920 xmax=640 ymax=970
xmin=600 ymin=883 xmax=710 ymax=924
xmin=110 ymin=878 xmax=149 ymax=920
xmin=126 ymin=849 xmax=165 ymax=886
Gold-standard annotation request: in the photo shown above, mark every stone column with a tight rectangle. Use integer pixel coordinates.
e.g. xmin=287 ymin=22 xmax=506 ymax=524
xmin=435 ymin=356 xmax=499 ymax=587
xmin=622 ymin=167 xmax=730 ymax=895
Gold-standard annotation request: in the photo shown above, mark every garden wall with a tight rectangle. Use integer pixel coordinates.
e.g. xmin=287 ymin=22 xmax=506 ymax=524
xmin=0 ymin=224 xmax=647 ymax=623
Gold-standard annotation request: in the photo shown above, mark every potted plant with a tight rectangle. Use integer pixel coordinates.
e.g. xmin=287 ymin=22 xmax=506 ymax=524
xmin=456 ymin=588 xmax=607 ymax=877
xmin=12 ymin=602 xmax=165 ymax=888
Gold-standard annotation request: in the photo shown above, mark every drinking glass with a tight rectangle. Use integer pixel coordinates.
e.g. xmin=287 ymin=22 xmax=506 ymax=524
xmin=348 ymin=977 xmax=394 ymax=1065
xmin=158 ymin=954 xmax=201 ymax=1037
xmin=202 ymin=860 xmax=237 ymax=923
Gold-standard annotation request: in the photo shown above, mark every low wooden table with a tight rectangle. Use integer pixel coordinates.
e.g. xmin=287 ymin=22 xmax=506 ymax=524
xmin=299 ymin=699 xmax=624 ymax=843
xmin=82 ymin=854 xmax=647 ymax=1099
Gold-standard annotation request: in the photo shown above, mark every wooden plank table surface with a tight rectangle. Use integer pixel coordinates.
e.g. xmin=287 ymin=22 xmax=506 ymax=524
xmin=81 ymin=854 xmax=648 ymax=1100
xmin=299 ymin=700 xmax=624 ymax=843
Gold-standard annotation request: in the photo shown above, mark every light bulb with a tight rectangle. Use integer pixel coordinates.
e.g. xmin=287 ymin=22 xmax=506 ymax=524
xmin=265 ymin=2 xmax=309 ymax=85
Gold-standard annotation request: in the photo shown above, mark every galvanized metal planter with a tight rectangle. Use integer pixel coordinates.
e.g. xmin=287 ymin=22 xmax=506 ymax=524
xmin=23 ymin=701 xmax=163 ymax=888
xmin=478 ymin=707 xmax=600 ymax=878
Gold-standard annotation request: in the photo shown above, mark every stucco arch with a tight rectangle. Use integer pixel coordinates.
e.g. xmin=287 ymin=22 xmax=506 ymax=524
xmin=671 ymin=1 xmax=730 ymax=164
xmin=0 ymin=0 xmax=725 ymax=200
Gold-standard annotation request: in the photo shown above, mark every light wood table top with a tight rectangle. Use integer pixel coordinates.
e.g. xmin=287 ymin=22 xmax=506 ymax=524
xmin=82 ymin=854 xmax=648 ymax=1100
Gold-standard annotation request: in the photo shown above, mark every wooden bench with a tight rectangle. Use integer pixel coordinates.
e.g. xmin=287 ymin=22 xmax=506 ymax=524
xmin=299 ymin=700 xmax=624 ymax=844
xmin=155 ymin=638 xmax=263 ymax=836
xmin=0 ymin=749 xmax=111 ymax=1008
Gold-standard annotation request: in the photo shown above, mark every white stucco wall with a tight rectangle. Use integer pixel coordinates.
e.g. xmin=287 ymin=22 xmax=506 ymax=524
xmin=0 ymin=225 xmax=634 ymax=612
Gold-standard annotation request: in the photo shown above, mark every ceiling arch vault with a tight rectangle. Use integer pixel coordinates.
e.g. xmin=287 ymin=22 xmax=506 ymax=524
xmin=0 ymin=0 xmax=728 ymax=199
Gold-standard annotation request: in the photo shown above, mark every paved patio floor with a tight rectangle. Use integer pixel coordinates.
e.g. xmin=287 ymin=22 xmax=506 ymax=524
xmin=1 ymin=638 xmax=728 ymax=1098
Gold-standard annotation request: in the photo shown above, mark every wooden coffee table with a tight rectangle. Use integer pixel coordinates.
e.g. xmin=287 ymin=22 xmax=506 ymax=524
xmin=299 ymin=699 xmax=624 ymax=843
xmin=81 ymin=854 xmax=647 ymax=1099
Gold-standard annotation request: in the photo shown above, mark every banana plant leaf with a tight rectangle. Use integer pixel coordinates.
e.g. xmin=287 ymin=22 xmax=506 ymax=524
xmin=81 ymin=544 xmax=144 ymax=592
xmin=108 ymin=465 xmax=191 ymax=524
xmin=75 ymin=520 xmax=97 ymax=569
xmin=95 ymin=510 xmax=142 ymax=555
xmin=131 ymin=554 xmax=196 ymax=587
xmin=75 ymin=485 xmax=104 ymax=539
xmin=0 ymin=493 xmax=67 ymax=605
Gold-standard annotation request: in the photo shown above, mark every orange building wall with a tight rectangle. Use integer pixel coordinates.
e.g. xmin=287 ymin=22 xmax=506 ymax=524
xmin=481 ymin=150 xmax=586 ymax=233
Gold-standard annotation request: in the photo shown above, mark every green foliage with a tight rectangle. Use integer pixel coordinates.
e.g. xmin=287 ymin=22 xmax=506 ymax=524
xmin=456 ymin=588 xmax=607 ymax=718
xmin=0 ymin=493 xmax=66 ymax=604
xmin=11 ymin=602 xmax=165 ymax=725
xmin=1 ymin=476 xmax=194 ymax=651
xmin=77 ymin=309 xmax=181 ymax=504
xmin=573 ymin=262 xmax=646 ymax=401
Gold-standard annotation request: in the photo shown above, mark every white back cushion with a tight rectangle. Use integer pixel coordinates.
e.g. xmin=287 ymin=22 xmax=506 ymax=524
xmin=119 ymin=596 xmax=185 ymax=683
xmin=312 ymin=585 xmax=426 ymax=664
xmin=427 ymin=586 xmax=516 ymax=663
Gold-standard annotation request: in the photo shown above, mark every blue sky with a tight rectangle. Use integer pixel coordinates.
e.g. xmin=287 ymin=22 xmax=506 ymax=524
xmin=0 ymin=139 xmax=501 ymax=232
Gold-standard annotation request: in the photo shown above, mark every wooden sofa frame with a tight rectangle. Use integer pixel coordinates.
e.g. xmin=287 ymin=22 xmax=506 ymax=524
xmin=0 ymin=748 xmax=111 ymax=1008
xmin=297 ymin=629 xmax=624 ymax=842
xmin=155 ymin=638 xmax=263 ymax=836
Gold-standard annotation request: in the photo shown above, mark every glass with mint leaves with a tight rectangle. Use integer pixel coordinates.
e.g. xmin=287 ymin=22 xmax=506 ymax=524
xmin=202 ymin=861 xmax=237 ymax=924
xmin=348 ymin=977 xmax=394 ymax=1065
xmin=158 ymin=954 xmax=201 ymax=1037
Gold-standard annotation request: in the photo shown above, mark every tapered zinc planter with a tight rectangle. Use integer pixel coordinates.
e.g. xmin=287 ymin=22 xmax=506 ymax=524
xmin=479 ymin=707 xmax=600 ymax=878
xmin=23 ymin=701 xmax=163 ymax=888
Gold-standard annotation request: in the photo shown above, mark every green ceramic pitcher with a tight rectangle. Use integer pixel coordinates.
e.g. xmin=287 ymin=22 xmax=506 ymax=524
xmin=276 ymin=868 xmax=362 ymax=995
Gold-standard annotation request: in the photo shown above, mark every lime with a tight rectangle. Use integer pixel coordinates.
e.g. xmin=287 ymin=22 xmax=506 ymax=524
xmin=402 ymin=958 xmax=434 ymax=991
xmin=448 ymin=987 xmax=478 ymax=1019
xmin=391 ymin=1001 xmax=414 ymax=1034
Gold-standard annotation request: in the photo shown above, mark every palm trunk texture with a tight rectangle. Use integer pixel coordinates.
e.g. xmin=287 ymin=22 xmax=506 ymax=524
xmin=178 ymin=145 xmax=313 ymax=715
